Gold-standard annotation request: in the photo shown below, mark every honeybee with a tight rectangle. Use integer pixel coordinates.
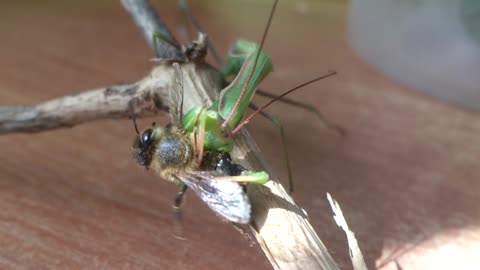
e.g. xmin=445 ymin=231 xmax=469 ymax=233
xmin=131 ymin=62 xmax=251 ymax=224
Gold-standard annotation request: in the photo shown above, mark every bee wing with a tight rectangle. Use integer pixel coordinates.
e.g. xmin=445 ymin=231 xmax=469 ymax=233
xmin=169 ymin=62 xmax=185 ymax=124
xmin=176 ymin=171 xmax=251 ymax=224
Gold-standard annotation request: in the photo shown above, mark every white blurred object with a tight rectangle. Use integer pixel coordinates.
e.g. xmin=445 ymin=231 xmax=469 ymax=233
xmin=348 ymin=0 xmax=480 ymax=110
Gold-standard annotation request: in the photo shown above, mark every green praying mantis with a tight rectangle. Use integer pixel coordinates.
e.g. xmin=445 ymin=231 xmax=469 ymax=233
xmin=131 ymin=0 xmax=336 ymax=223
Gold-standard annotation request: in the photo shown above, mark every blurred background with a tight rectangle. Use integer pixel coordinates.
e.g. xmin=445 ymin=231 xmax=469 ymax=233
xmin=1 ymin=0 xmax=480 ymax=269
xmin=350 ymin=0 xmax=480 ymax=111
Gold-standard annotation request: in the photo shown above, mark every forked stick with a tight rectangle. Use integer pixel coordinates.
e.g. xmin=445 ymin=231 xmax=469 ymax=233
xmin=123 ymin=1 xmax=340 ymax=269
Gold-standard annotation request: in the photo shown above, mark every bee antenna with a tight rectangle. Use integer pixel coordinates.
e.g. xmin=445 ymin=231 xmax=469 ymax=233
xmin=130 ymin=110 xmax=140 ymax=136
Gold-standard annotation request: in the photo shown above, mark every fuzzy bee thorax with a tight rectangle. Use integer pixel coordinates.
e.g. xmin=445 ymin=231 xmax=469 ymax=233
xmin=149 ymin=125 xmax=197 ymax=182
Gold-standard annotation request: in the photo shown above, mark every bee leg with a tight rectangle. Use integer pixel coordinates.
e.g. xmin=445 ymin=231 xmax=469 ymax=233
xmin=173 ymin=184 xmax=188 ymax=221
xmin=172 ymin=184 xmax=188 ymax=240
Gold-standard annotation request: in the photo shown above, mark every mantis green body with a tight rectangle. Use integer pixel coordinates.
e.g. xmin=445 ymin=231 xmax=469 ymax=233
xmin=181 ymin=39 xmax=272 ymax=184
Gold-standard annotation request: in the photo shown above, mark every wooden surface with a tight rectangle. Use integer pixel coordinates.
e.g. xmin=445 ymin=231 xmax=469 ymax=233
xmin=1 ymin=1 xmax=479 ymax=269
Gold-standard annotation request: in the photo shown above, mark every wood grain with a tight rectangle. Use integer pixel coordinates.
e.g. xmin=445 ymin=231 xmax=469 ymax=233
xmin=1 ymin=1 xmax=480 ymax=269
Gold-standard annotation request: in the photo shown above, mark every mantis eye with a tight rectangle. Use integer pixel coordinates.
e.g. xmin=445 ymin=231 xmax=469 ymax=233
xmin=141 ymin=128 xmax=154 ymax=145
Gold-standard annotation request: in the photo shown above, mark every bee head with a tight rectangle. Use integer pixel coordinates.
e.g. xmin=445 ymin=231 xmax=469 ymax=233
xmin=132 ymin=126 xmax=162 ymax=168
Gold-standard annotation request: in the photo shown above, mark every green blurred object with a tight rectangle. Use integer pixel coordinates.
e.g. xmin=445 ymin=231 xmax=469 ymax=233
xmin=462 ymin=0 xmax=480 ymax=44
xmin=349 ymin=0 xmax=480 ymax=110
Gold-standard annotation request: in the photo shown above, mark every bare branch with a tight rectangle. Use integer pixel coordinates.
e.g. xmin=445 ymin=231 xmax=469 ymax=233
xmin=121 ymin=0 xmax=184 ymax=60
xmin=0 ymin=81 xmax=162 ymax=134
xmin=0 ymin=61 xmax=224 ymax=135
xmin=233 ymin=130 xmax=340 ymax=270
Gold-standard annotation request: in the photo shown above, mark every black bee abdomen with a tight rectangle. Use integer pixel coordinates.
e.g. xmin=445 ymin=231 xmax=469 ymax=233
xmin=157 ymin=136 xmax=192 ymax=168
xmin=202 ymin=151 xmax=245 ymax=176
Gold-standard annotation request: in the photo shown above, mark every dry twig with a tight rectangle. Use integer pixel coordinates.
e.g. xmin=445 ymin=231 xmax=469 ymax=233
xmin=0 ymin=81 xmax=162 ymax=134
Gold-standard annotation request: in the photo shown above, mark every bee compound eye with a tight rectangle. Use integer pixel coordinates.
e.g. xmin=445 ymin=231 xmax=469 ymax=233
xmin=141 ymin=128 xmax=154 ymax=145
